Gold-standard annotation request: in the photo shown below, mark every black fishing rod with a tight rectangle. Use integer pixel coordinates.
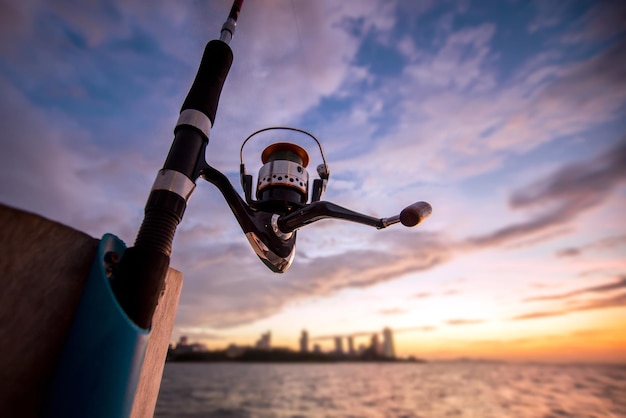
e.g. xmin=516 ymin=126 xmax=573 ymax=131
xmin=114 ymin=0 xmax=433 ymax=327
xmin=112 ymin=0 xmax=244 ymax=329
xmin=43 ymin=3 xmax=246 ymax=417
xmin=45 ymin=2 xmax=431 ymax=415
xmin=114 ymin=0 xmax=433 ymax=328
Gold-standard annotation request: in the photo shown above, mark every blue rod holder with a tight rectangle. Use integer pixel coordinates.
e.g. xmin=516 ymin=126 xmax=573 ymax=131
xmin=43 ymin=234 xmax=150 ymax=418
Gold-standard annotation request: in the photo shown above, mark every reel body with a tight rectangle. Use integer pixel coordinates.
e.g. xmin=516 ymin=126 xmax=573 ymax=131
xmin=201 ymin=127 xmax=431 ymax=273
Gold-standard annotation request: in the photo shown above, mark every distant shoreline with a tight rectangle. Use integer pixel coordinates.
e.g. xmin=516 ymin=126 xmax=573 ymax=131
xmin=167 ymin=347 xmax=426 ymax=364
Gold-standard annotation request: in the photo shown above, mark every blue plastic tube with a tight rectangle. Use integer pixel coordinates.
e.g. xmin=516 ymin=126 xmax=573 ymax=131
xmin=42 ymin=234 xmax=149 ymax=418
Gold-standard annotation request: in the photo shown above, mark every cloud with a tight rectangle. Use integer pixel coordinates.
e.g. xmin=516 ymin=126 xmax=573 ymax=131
xmin=513 ymin=291 xmax=626 ymax=320
xmin=556 ymin=234 xmax=626 ymax=258
xmin=445 ymin=319 xmax=485 ymax=326
xmin=2 ymin=1 xmax=625 ymax=336
xmin=175 ymin=135 xmax=626 ymax=329
xmin=524 ymin=276 xmax=626 ymax=302
xmin=175 ymin=328 xmax=227 ymax=341
xmin=465 ymin=136 xmax=626 ymax=248
xmin=407 ymin=23 xmax=497 ymax=91
xmin=510 ymin=139 xmax=626 ymax=210
xmin=310 ymin=324 xmax=437 ymax=341
xmin=329 ymin=20 xmax=626 ymax=203
xmin=555 ymin=248 xmax=581 ymax=258
xmin=395 ymin=325 xmax=437 ymax=333
xmin=504 ymin=228 xmax=572 ymax=250
xmin=0 ymin=77 xmax=153 ymax=243
xmin=175 ymin=229 xmax=453 ymax=329
xmin=378 ymin=308 xmax=407 ymax=315
xmin=527 ymin=2 xmax=569 ymax=33
xmin=413 ymin=292 xmax=432 ymax=299
xmin=210 ymin=0 xmax=399 ymax=162
xmin=560 ymin=0 xmax=626 ymax=44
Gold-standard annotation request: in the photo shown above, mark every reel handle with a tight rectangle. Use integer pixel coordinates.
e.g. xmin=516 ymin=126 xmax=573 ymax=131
xmin=276 ymin=200 xmax=432 ymax=232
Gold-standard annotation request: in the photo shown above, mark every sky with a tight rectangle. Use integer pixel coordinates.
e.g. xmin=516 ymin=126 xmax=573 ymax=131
xmin=1 ymin=0 xmax=625 ymax=364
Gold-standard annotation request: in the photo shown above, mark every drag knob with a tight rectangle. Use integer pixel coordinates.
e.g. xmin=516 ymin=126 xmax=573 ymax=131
xmin=399 ymin=201 xmax=432 ymax=227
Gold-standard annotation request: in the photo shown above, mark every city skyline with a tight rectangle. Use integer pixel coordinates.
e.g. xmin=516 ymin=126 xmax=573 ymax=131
xmin=174 ymin=327 xmax=399 ymax=359
xmin=1 ymin=1 xmax=624 ymax=364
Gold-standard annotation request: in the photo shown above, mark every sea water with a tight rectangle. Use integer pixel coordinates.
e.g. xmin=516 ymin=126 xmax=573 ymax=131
xmin=154 ymin=362 xmax=626 ymax=417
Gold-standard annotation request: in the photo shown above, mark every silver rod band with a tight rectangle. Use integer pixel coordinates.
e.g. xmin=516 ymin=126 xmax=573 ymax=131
xmin=220 ymin=18 xmax=237 ymax=44
xmin=152 ymin=169 xmax=196 ymax=201
xmin=176 ymin=109 xmax=212 ymax=139
xmin=271 ymin=214 xmax=293 ymax=240
xmin=381 ymin=215 xmax=400 ymax=228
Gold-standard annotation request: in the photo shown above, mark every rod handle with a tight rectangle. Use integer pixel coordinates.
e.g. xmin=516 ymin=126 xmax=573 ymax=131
xmin=181 ymin=40 xmax=233 ymax=126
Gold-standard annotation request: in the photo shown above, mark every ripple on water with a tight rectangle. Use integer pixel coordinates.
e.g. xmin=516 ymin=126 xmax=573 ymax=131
xmin=155 ymin=362 xmax=626 ymax=418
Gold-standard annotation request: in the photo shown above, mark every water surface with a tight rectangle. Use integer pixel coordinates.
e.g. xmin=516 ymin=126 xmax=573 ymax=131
xmin=155 ymin=362 xmax=626 ymax=417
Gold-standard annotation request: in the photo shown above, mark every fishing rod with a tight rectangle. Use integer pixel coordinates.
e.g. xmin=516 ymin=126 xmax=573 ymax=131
xmin=111 ymin=0 xmax=243 ymax=330
xmin=43 ymin=2 xmax=244 ymax=417
xmin=115 ymin=0 xmax=432 ymax=326
xmin=44 ymin=0 xmax=431 ymax=415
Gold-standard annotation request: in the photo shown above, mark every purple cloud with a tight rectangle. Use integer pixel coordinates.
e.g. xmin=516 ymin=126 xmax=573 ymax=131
xmin=2 ymin=1 xmax=625 ymax=335
xmin=556 ymin=235 xmax=626 ymax=258
xmin=466 ymin=136 xmax=626 ymax=248
xmin=513 ymin=291 xmax=626 ymax=320
xmin=524 ymin=276 xmax=626 ymax=302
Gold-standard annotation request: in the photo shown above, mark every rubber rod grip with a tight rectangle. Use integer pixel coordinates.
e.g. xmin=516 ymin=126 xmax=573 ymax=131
xmin=111 ymin=190 xmax=186 ymax=328
xmin=111 ymin=247 xmax=170 ymax=329
xmin=181 ymin=40 xmax=233 ymax=125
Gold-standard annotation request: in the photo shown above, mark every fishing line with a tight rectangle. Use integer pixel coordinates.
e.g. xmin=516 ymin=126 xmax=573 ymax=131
xmin=291 ymin=0 xmax=304 ymax=48
xmin=290 ymin=0 xmax=313 ymax=86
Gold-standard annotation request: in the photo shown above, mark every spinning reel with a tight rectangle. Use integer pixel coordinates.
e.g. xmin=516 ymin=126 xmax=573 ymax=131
xmin=200 ymin=127 xmax=432 ymax=273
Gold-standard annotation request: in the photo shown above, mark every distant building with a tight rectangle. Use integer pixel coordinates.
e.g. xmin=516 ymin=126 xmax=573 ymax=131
xmin=187 ymin=343 xmax=207 ymax=353
xmin=382 ymin=327 xmax=396 ymax=358
xmin=334 ymin=336 xmax=344 ymax=354
xmin=347 ymin=336 xmax=355 ymax=356
xmin=370 ymin=334 xmax=381 ymax=355
xmin=226 ymin=343 xmax=245 ymax=358
xmin=357 ymin=343 xmax=366 ymax=355
xmin=313 ymin=344 xmax=321 ymax=353
xmin=256 ymin=331 xmax=271 ymax=350
xmin=173 ymin=336 xmax=207 ymax=354
xmin=300 ymin=330 xmax=309 ymax=353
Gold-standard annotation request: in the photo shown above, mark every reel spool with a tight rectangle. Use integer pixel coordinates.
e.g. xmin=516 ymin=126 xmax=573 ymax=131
xmin=239 ymin=127 xmax=330 ymax=212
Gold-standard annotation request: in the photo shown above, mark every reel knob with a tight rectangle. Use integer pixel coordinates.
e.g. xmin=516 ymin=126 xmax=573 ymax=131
xmin=399 ymin=201 xmax=432 ymax=227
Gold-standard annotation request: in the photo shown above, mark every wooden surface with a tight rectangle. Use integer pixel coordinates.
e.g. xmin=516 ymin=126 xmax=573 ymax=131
xmin=131 ymin=268 xmax=183 ymax=418
xmin=0 ymin=204 xmax=182 ymax=417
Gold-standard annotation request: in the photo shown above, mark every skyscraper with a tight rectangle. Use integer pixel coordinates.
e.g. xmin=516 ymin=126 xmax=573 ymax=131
xmin=300 ymin=330 xmax=309 ymax=353
xmin=347 ymin=336 xmax=355 ymax=356
xmin=382 ymin=327 xmax=396 ymax=358
xmin=370 ymin=333 xmax=381 ymax=355
xmin=255 ymin=331 xmax=271 ymax=350
xmin=334 ymin=336 xmax=344 ymax=354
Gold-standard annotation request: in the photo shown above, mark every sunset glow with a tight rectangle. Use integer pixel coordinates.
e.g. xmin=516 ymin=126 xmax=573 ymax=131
xmin=1 ymin=0 xmax=625 ymax=364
